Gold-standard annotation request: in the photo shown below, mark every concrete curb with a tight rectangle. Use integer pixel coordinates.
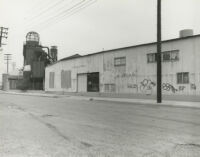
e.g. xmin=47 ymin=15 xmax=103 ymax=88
xmin=0 ymin=91 xmax=63 ymax=98
xmin=80 ymin=97 xmax=200 ymax=109
xmin=0 ymin=90 xmax=200 ymax=109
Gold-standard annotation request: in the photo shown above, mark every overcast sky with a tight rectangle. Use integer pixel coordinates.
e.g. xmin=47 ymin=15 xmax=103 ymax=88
xmin=0 ymin=0 xmax=199 ymax=70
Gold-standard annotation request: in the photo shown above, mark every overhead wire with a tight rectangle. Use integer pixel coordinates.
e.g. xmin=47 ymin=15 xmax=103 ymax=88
xmin=37 ymin=0 xmax=97 ymax=31
xmin=25 ymin=0 xmax=86 ymax=28
xmin=25 ymin=0 xmax=53 ymax=17
xmin=25 ymin=0 xmax=72 ymax=24
xmin=27 ymin=0 xmax=91 ymax=29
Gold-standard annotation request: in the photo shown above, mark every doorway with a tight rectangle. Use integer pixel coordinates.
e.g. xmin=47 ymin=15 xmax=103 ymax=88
xmin=87 ymin=72 xmax=99 ymax=92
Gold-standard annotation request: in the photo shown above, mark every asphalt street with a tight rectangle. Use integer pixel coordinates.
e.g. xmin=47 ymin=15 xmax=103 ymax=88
xmin=0 ymin=93 xmax=200 ymax=157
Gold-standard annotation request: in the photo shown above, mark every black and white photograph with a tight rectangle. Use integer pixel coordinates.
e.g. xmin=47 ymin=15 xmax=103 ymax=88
xmin=0 ymin=0 xmax=200 ymax=156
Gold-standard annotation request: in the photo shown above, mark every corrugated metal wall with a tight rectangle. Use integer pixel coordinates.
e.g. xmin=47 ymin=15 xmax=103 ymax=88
xmin=45 ymin=37 xmax=200 ymax=96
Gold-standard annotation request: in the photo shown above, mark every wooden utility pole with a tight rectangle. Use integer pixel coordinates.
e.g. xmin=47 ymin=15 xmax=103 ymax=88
xmin=157 ymin=0 xmax=162 ymax=103
xmin=4 ymin=54 xmax=12 ymax=74
xmin=0 ymin=27 xmax=8 ymax=47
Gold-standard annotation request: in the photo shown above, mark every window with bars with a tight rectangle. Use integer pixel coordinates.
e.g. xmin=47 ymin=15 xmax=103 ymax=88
xmin=114 ymin=57 xmax=126 ymax=66
xmin=147 ymin=50 xmax=179 ymax=63
xmin=177 ymin=72 xmax=189 ymax=84
xmin=163 ymin=52 xmax=171 ymax=61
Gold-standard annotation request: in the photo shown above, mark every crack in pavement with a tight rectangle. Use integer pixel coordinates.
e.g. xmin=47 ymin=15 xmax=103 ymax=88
xmin=41 ymin=114 xmax=55 ymax=118
xmin=8 ymin=103 xmax=93 ymax=150
xmin=29 ymin=112 xmax=70 ymax=141
xmin=80 ymin=141 xmax=93 ymax=148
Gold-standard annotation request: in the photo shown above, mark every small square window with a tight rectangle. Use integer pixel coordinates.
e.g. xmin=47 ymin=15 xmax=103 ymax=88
xmin=163 ymin=52 xmax=170 ymax=61
xmin=177 ymin=72 xmax=189 ymax=84
xmin=114 ymin=57 xmax=126 ymax=66
xmin=171 ymin=51 xmax=179 ymax=61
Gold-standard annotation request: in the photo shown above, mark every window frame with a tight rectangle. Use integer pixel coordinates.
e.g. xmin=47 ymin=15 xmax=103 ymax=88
xmin=177 ymin=72 xmax=189 ymax=84
xmin=162 ymin=51 xmax=171 ymax=62
xmin=114 ymin=57 xmax=126 ymax=66
xmin=147 ymin=53 xmax=157 ymax=63
xmin=147 ymin=50 xmax=179 ymax=63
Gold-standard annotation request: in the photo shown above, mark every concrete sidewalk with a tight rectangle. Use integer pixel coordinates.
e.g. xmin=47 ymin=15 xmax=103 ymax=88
xmin=0 ymin=90 xmax=200 ymax=109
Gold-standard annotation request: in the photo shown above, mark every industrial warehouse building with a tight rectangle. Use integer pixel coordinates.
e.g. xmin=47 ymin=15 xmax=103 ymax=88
xmin=2 ymin=31 xmax=58 ymax=91
xmin=45 ymin=30 xmax=200 ymax=96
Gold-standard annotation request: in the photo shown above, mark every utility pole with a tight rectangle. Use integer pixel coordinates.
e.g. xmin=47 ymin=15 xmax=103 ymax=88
xmin=0 ymin=27 xmax=8 ymax=47
xmin=4 ymin=54 xmax=12 ymax=74
xmin=157 ymin=0 xmax=162 ymax=103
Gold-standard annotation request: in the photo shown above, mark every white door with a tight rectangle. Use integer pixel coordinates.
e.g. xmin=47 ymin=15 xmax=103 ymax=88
xmin=77 ymin=74 xmax=87 ymax=92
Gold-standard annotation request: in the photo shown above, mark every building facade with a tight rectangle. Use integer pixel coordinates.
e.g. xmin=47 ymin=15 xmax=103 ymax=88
xmin=45 ymin=34 xmax=200 ymax=96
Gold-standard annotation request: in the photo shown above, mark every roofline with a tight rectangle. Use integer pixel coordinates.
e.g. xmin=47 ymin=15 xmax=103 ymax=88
xmin=83 ymin=34 xmax=200 ymax=56
xmin=47 ymin=34 xmax=200 ymax=67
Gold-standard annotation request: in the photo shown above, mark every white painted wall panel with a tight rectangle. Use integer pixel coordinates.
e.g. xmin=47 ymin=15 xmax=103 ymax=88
xmin=77 ymin=74 xmax=87 ymax=92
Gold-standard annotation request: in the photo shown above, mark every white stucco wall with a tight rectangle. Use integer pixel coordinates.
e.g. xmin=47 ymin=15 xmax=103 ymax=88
xmin=45 ymin=36 xmax=200 ymax=96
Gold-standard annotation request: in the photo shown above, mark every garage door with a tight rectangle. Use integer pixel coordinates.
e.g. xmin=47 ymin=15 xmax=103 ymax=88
xmin=77 ymin=74 xmax=87 ymax=92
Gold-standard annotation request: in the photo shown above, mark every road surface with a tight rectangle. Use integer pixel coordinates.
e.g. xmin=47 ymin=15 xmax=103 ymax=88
xmin=0 ymin=93 xmax=200 ymax=157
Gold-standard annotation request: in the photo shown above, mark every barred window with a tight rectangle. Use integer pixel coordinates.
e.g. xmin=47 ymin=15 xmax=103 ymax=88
xmin=147 ymin=50 xmax=179 ymax=63
xmin=171 ymin=50 xmax=179 ymax=61
xmin=177 ymin=72 xmax=189 ymax=84
xmin=114 ymin=57 xmax=126 ymax=66
xmin=163 ymin=52 xmax=171 ymax=61
xmin=163 ymin=50 xmax=179 ymax=62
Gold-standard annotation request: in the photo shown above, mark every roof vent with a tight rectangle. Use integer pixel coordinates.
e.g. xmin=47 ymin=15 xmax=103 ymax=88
xmin=179 ymin=29 xmax=193 ymax=38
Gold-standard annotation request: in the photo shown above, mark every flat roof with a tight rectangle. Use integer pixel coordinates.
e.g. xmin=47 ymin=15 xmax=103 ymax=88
xmin=48 ymin=34 xmax=200 ymax=67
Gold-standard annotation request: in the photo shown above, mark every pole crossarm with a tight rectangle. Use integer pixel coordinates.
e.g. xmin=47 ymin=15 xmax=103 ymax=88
xmin=0 ymin=27 xmax=8 ymax=47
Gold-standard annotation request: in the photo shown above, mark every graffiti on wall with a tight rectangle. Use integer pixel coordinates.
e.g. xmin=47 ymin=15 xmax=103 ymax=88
xmin=178 ymin=86 xmax=185 ymax=91
xmin=162 ymin=83 xmax=178 ymax=93
xmin=110 ymin=72 xmax=199 ymax=94
xmin=191 ymin=83 xmax=196 ymax=90
xmin=140 ymin=79 xmax=156 ymax=95
xmin=115 ymin=72 xmax=136 ymax=79
xmin=127 ymin=84 xmax=138 ymax=90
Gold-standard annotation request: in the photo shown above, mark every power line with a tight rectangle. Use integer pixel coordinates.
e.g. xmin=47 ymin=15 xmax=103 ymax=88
xmin=26 ymin=0 xmax=88 ymax=28
xmin=57 ymin=0 xmax=96 ymax=22
xmin=25 ymin=0 xmax=70 ymax=23
xmin=25 ymin=0 xmax=82 ymax=28
xmin=29 ymin=0 xmax=95 ymax=30
xmin=25 ymin=0 xmax=56 ymax=17
xmin=37 ymin=0 xmax=97 ymax=31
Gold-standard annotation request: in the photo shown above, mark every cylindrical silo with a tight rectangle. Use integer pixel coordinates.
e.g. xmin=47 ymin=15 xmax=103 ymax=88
xmin=50 ymin=46 xmax=58 ymax=62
